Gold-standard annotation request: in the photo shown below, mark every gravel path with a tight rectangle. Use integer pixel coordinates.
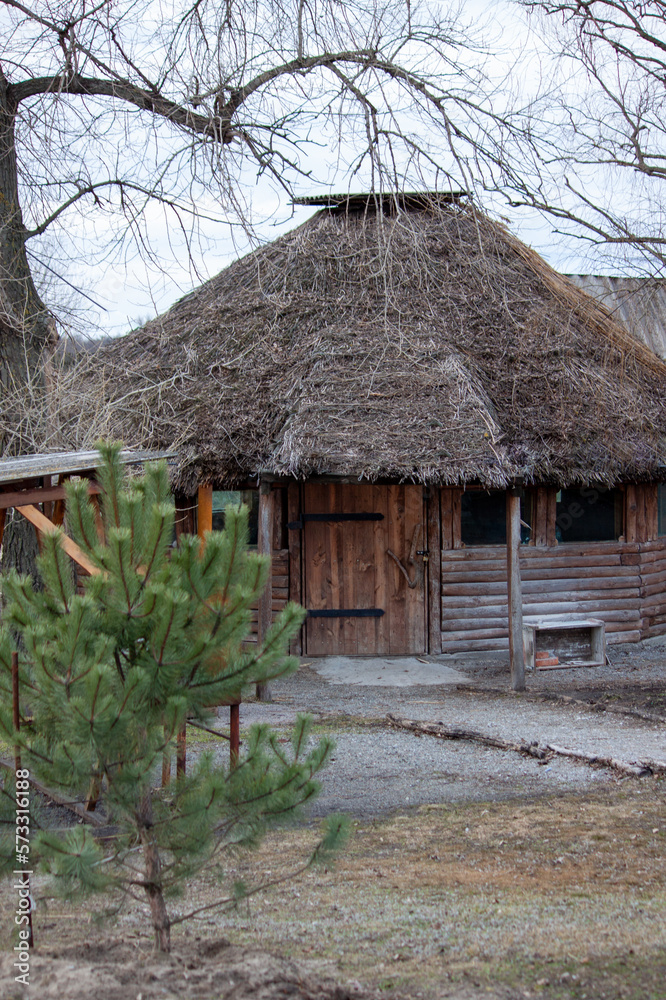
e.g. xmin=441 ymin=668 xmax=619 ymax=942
xmin=210 ymin=648 xmax=666 ymax=818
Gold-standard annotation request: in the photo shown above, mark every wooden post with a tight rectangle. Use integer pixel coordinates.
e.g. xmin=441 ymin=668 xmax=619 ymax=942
xmin=161 ymin=724 xmax=171 ymax=786
xmin=229 ymin=703 xmax=240 ymax=767
xmin=506 ymin=489 xmax=525 ymax=691
xmin=197 ymin=484 xmax=213 ymax=540
xmin=287 ymin=483 xmax=303 ymax=655
xmin=256 ymin=482 xmax=273 ymax=702
xmin=426 ymin=487 xmax=442 ymax=654
xmin=176 ymin=726 xmax=187 ymax=777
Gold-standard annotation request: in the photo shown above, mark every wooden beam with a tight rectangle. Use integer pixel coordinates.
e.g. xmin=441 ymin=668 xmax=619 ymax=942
xmin=546 ymin=488 xmax=558 ymax=546
xmin=506 ymin=490 xmax=525 ymax=691
xmin=287 ymin=482 xmax=303 ymax=655
xmin=174 ymin=492 xmax=196 ymax=542
xmin=256 ymin=481 xmax=274 ymax=702
xmin=0 ymin=481 xmax=101 ymax=510
xmin=534 ymin=487 xmax=548 ymax=547
xmin=197 ymin=484 xmax=213 ymax=539
xmin=427 ymin=487 xmax=442 ymax=654
xmin=0 ymin=507 xmax=6 ymax=549
xmin=625 ymin=485 xmax=638 ymax=543
xmin=15 ymin=504 xmax=100 ymax=576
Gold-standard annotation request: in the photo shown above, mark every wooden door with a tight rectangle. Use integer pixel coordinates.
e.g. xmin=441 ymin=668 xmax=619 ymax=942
xmin=302 ymin=483 xmax=426 ymax=655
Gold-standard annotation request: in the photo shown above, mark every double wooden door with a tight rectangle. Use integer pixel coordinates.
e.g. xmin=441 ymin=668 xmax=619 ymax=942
xmin=302 ymin=483 xmax=427 ymax=655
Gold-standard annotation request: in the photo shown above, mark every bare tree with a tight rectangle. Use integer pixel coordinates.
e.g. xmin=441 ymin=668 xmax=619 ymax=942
xmin=0 ymin=0 xmax=528 ymax=455
xmin=515 ymin=1 xmax=666 ymax=272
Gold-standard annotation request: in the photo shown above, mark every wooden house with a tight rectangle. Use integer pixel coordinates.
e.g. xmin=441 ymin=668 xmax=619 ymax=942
xmin=59 ymin=193 xmax=666 ymax=664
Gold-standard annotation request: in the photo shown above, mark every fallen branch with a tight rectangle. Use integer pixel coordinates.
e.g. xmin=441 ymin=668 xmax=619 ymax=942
xmin=385 ymin=713 xmax=548 ymax=759
xmin=386 ymin=715 xmax=660 ymax=778
xmin=639 ymin=757 xmax=666 ymax=774
xmin=545 ymin=744 xmax=650 ymax=778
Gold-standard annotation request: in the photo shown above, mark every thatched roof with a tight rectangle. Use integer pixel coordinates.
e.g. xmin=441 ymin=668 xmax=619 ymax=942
xmin=59 ymin=195 xmax=666 ymax=493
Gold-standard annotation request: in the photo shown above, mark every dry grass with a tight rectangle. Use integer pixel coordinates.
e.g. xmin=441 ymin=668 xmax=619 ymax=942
xmin=5 ymin=782 xmax=664 ymax=999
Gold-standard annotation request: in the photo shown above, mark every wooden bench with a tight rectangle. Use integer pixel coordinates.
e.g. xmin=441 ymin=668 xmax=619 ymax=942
xmin=522 ymin=616 xmax=606 ymax=670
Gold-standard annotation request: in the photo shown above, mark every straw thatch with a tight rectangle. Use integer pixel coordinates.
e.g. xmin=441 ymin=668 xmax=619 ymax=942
xmin=58 ymin=195 xmax=666 ymax=494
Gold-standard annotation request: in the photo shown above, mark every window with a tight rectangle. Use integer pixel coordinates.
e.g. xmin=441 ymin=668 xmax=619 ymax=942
xmin=555 ymin=487 xmax=622 ymax=543
xmin=659 ymin=484 xmax=666 ymax=537
xmin=460 ymin=490 xmax=532 ymax=546
xmin=212 ymin=489 xmax=259 ymax=546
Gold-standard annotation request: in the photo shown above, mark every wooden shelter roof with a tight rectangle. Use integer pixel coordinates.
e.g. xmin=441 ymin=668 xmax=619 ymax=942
xmin=0 ymin=449 xmax=177 ymax=486
xmin=56 ymin=196 xmax=666 ymax=493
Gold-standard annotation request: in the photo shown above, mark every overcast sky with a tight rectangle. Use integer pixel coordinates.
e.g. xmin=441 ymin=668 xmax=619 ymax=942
xmin=19 ymin=0 xmax=633 ymax=340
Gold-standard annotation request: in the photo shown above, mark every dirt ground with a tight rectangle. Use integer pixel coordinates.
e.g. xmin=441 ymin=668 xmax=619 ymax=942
xmin=1 ymin=661 xmax=665 ymax=1000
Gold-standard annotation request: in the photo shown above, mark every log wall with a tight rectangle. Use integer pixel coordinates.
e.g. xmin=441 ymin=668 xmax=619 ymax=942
xmin=440 ymin=541 xmax=647 ymax=653
xmin=439 ymin=478 xmax=666 ymax=654
xmin=248 ymin=547 xmax=289 ymax=641
xmin=216 ymin=481 xmax=666 ymax=655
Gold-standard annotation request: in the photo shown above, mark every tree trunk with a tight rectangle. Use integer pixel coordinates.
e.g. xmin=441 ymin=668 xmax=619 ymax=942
xmin=0 ymin=510 xmax=41 ymax=585
xmin=0 ymin=70 xmax=59 ymax=580
xmin=139 ymin=789 xmax=171 ymax=952
xmin=0 ymin=72 xmax=58 ymax=419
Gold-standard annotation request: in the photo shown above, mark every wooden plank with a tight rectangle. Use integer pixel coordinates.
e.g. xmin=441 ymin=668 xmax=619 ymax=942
xmin=371 ymin=484 xmax=389 ymax=655
xmin=443 ymin=599 xmax=641 ymax=617
xmin=442 ymin=574 xmax=642 ymax=597
xmin=0 ymin=448 xmax=176 ymax=486
xmin=0 ymin=507 xmax=6 ymax=548
xmin=356 ymin=485 xmax=378 ymax=655
xmin=441 ymin=489 xmax=454 ymax=550
xmin=451 ymin=490 xmax=462 ymax=549
xmin=287 ymin=482 xmax=302 ymax=655
xmin=272 ymin=486 xmax=285 ymax=550
xmin=636 ymin=485 xmax=648 ymax=544
xmin=442 ymin=560 xmax=628 ymax=582
xmin=638 ymin=557 xmax=666 ymax=574
xmin=534 ymin=487 xmax=549 ymax=547
xmin=625 ymin=485 xmax=637 ymax=543
xmin=546 ymin=488 xmax=558 ymax=546
xmin=607 ymin=630 xmax=641 ymax=644
xmin=256 ymin=483 xmax=274 ymax=701
xmin=0 ymin=481 xmax=102 ymax=510
xmin=16 ymin=504 xmax=100 ymax=576
xmin=442 ymin=540 xmax=635 ymax=561
xmin=439 ymin=627 xmax=510 ymax=643
xmin=638 ymin=538 xmax=666 ymax=553
xmin=443 ymin=591 xmax=642 ymax=610
xmin=441 ymin=565 xmax=640 ymax=584
xmin=640 ymin=549 xmax=666 ymax=573
xmin=442 ymin=591 xmax=642 ymax=618
xmin=641 ymin=579 xmax=666 ymax=599
xmin=506 ymin=490 xmax=525 ymax=690
xmin=174 ymin=492 xmax=196 ymax=541
xmin=387 ymin=484 xmax=406 ymax=655
xmin=406 ymin=484 xmax=426 ymax=654
xmin=197 ymin=484 xmax=213 ymax=538
xmin=645 ymin=484 xmax=659 ymax=540
xmin=441 ymin=636 xmax=509 ymax=653
xmin=427 ymin=487 xmax=442 ymax=654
